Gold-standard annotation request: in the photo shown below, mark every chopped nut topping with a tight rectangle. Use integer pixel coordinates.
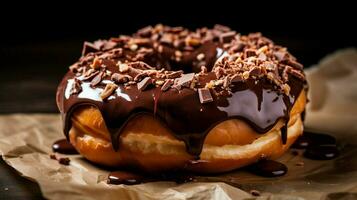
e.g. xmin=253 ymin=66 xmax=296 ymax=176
xmin=72 ymin=24 xmax=305 ymax=98
xmin=90 ymin=57 xmax=101 ymax=69
xmin=100 ymin=83 xmax=118 ymax=100
xmin=118 ymin=62 xmax=130 ymax=73
xmin=130 ymin=44 xmax=138 ymax=51
xmin=196 ymin=53 xmax=205 ymax=61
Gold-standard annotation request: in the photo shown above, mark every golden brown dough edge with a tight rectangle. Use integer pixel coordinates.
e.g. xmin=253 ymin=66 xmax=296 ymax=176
xmin=68 ymin=91 xmax=306 ymax=173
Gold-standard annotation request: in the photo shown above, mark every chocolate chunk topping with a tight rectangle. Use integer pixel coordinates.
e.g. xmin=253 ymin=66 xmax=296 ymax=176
xmin=70 ymin=78 xmax=82 ymax=95
xmin=134 ymin=72 xmax=148 ymax=82
xmin=198 ymin=88 xmax=213 ymax=104
xmin=274 ymin=51 xmax=287 ymax=61
xmin=82 ymin=41 xmax=100 ymax=56
xmin=230 ymin=74 xmax=244 ymax=83
xmin=285 ymin=59 xmax=303 ymax=70
xmin=102 ymin=40 xmax=117 ymax=50
xmin=219 ymin=31 xmax=236 ymax=43
xmin=176 ymin=73 xmax=195 ymax=87
xmin=245 ymin=49 xmax=256 ymax=57
xmin=137 ymin=26 xmax=153 ymax=37
xmin=249 ymin=66 xmax=263 ymax=77
xmin=137 ymin=77 xmax=153 ymax=91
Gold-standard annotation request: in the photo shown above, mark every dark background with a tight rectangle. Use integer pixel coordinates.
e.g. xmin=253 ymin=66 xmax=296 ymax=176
xmin=0 ymin=3 xmax=356 ymax=198
xmin=1 ymin=3 xmax=356 ymax=113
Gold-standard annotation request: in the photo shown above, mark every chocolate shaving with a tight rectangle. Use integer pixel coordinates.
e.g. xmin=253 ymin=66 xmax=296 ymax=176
xmin=134 ymin=72 xmax=148 ymax=82
xmin=70 ymin=78 xmax=82 ymax=95
xmin=249 ymin=66 xmax=263 ymax=77
xmin=285 ymin=59 xmax=303 ymax=70
xmin=198 ymin=88 xmax=213 ymax=104
xmin=111 ymin=73 xmax=132 ymax=84
xmin=290 ymin=69 xmax=305 ymax=80
xmin=173 ymin=39 xmax=185 ymax=48
xmin=229 ymin=42 xmax=245 ymax=53
xmin=161 ymin=79 xmax=174 ymax=91
xmin=200 ymin=66 xmax=208 ymax=74
xmin=129 ymin=61 xmax=154 ymax=70
xmin=137 ymin=26 xmax=153 ymax=37
xmin=223 ymin=76 xmax=230 ymax=88
xmin=69 ymin=64 xmax=79 ymax=73
xmin=137 ymin=77 xmax=153 ymax=91
xmin=82 ymin=69 xmax=100 ymax=81
xmin=213 ymin=24 xmax=231 ymax=32
xmin=166 ymin=71 xmax=183 ymax=79
xmin=214 ymin=67 xmax=225 ymax=79
xmin=131 ymin=38 xmax=151 ymax=46
xmin=102 ymin=40 xmax=117 ymax=50
xmin=160 ymin=34 xmax=173 ymax=45
xmin=274 ymin=51 xmax=288 ymax=61
xmin=109 ymin=48 xmax=123 ymax=58
xmin=82 ymin=41 xmax=100 ymax=56
xmin=90 ymin=71 xmax=104 ymax=87
xmin=258 ymin=52 xmax=267 ymax=61
xmin=230 ymin=74 xmax=244 ymax=83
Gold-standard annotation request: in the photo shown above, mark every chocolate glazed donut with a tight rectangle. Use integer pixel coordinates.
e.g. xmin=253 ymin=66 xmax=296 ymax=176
xmin=56 ymin=24 xmax=307 ymax=172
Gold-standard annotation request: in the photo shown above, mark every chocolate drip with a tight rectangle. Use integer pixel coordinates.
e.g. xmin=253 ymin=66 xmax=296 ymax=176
xmin=58 ymin=73 xmax=303 ymax=156
xmin=52 ymin=139 xmax=78 ymax=154
xmin=247 ymin=160 xmax=288 ymax=177
xmin=107 ymin=170 xmax=195 ymax=185
xmin=292 ymin=131 xmax=340 ymax=160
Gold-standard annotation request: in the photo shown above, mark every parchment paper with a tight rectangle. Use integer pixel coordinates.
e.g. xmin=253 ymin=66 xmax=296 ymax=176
xmin=1 ymin=49 xmax=357 ymax=200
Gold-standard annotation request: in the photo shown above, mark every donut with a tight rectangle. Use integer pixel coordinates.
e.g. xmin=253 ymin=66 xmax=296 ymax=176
xmin=56 ymin=24 xmax=307 ymax=173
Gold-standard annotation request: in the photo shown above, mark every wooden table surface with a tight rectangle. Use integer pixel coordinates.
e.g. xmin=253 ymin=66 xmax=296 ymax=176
xmin=0 ymin=34 xmax=355 ymax=199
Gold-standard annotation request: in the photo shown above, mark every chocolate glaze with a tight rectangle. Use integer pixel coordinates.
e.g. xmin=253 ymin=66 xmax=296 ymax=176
xmin=292 ymin=131 xmax=336 ymax=149
xmin=292 ymin=131 xmax=339 ymax=160
xmin=52 ymin=139 xmax=78 ymax=154
xmin=57 ymin=74 xmax=303 ymax=157
xmin=304 ymin=145 xmax=339 ymax=160
xmin=107 ymin=171 xmax=195 ymax=185
xmin=248 ymin=160 xmax=288 ymax=177
xmin=56 ymin=26 xmax=305 ymax=158
xmin=107 ymin=171 xmax=144 ymax=185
